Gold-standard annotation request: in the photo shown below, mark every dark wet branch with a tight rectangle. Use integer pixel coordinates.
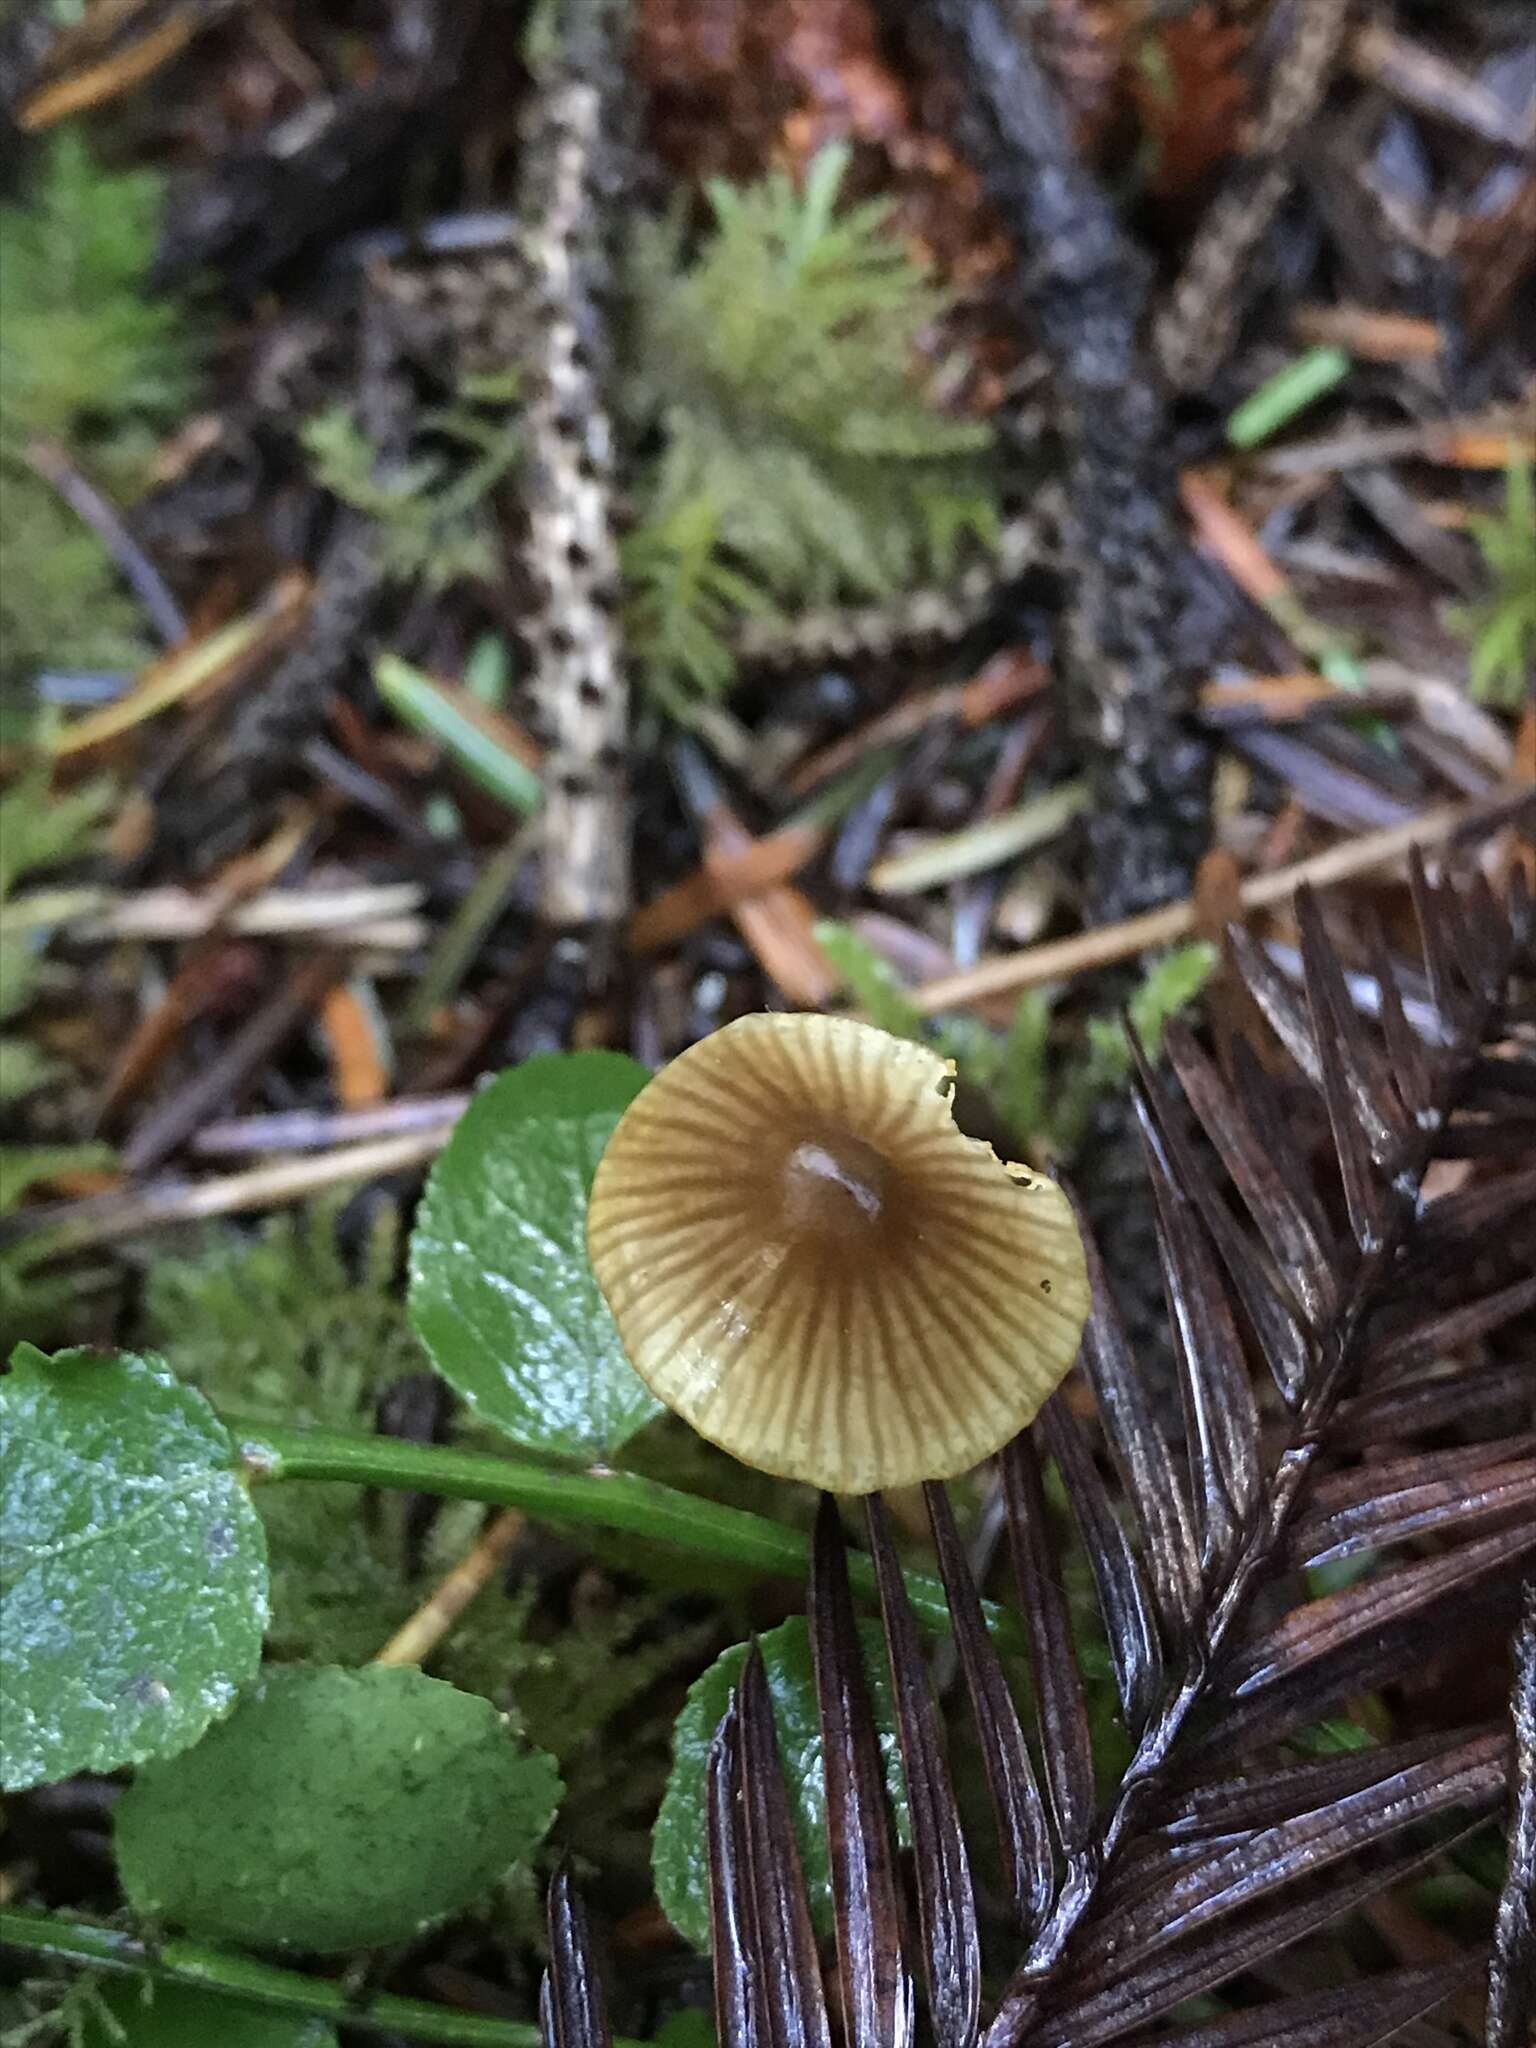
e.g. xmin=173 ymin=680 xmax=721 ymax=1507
xmin=898 ymin=0 xmax=1213 ymax=926
xmin=1489 ymin=1579 xmax=1536 ymax=2048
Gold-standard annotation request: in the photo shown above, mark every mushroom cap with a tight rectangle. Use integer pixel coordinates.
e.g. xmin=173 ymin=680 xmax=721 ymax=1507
xmin=587 ymin=1012 xmax=1089 ymax=1493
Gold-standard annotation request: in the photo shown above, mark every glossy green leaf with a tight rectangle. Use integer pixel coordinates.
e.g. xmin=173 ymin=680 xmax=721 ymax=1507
xmin=115 ymin=1663 xmax=562 ymax=1953
xmin=0 ymin=1345 xmax=267 ymax=1790
xmin=84 ymin=1980 xmax=337 ymax=2048
xmin=653 ymin=1616 xmax=910 ymax=1952
xmin=408 ymin=1052 xmax=661 ymax=1459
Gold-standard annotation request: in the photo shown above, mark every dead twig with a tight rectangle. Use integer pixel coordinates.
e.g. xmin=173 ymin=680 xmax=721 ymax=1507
xmin=671 ymin=744 xmax=837 ymax=1007
xmin=122 ymin=953 xmax=345 ymax=1174
xmin=1251 ymin=414 xmax=1536 ymax=478
xmin=4 ymin=882 xmax=428 ymax=948
xmin=192 ymin=1095 xmax=468 ymax=1157
xmin=49 ymin=573 xmax=311 ymax=758
xmin=1154 ymin=0 xmax=1357 ymax=392
xmin=628 ymin=823 xmax=825 ymax=956
xmin=1290 ymin=304 xmax=1442 ymax=362
xmin=869 ymin=780 xmax=1088 ymax=896
xmin=23 ymin=438 xmax=186 ymax=644
xmin=732 ymin=502 xmax=1061 ymax=672
xmin=1349 ymin=18 xmax=1536 ymax=155
xmin=5 ymin=1130 xmax=452 ymax=1258
xmin=911 ymin=794 xmax=1532 ymax=1013
xmin=374 ymin=1510 xmax=526 ymax=1669
xmin=906 ymin=0 xmax=1213 ymax=924
xmin=786 ymin=648 xmax=1048 ymax=797
xmin=514 ymin=0 xmax=633 ymax=934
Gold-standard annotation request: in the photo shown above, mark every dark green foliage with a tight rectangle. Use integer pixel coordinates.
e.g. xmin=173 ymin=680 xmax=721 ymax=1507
xmin=83 ymin=1980 xmax=338 ymax=2048
xmin=622 ymin=494 xmax=777 ymax=705
xmin=811 ymin=918 xmax=929 ymax=1041
xmin=0 ymin=134 xmax=197 ymax=685
xmin=143 ymin=1200 xmax=420 ymax=1426
xmin=1006 ymin=939 xmax=1218 ymax=1153
xmin=0 ymin=1247 xmax=103 ymax=1365
xmin=0 ymin=475 xmax=151 ymax=685
xmin=0 ymin=134 xmax=193 ymax=446
xmin=0 ymin=1973 xmax=321 ymax=2048
xmin=0 ymin=1972 xmax=128 ymax=2048
xmin=0 ymin=769 xmax=117 ymax=907
xmin=622 ymin=145 xmax=1000 ymax=700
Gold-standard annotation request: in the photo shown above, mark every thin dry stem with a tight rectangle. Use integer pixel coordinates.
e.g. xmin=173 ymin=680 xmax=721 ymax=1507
xmin=374 ymin=1510 xmax=526 ymax=1668
xmin=912 ymin=797 xmax=1524 ymax=1013
xmin=13 ymin=1130 xmax=449 ymax=1255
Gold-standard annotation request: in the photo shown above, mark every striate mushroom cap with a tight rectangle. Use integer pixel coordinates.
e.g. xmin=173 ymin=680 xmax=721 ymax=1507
xmin=587 ymin=1012 xmax=1089 ymax=1494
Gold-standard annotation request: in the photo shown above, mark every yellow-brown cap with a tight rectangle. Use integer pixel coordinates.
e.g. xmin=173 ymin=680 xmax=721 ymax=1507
xmin=586 ymin=1012 xmax=1089 ymax=1493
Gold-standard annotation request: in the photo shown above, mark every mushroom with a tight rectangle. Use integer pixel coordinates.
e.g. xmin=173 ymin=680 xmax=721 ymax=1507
xmin=587 ymin=1012 xmax=1089 ymax=1493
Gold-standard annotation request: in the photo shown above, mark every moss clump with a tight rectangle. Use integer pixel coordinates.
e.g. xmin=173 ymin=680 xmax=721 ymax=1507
xmin=0 ymin=133 xmax=197 ymax=688
xmin=622 ymin=144 xmax=999 ymax=702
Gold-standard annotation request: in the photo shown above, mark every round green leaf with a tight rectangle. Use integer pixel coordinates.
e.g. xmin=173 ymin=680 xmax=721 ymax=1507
xmin=409 ymin=1051 xmax=662 ymax=1459
xmin=653 ymin=1617 xmax=911 ymax=1952
xmin=84 ymin=1980 xmax=337 ymax=2048
xmin=114 ymin=1663 xmax=563 ymax=1952
xmin=0 ymin=1344 xmax=268 ymax=1790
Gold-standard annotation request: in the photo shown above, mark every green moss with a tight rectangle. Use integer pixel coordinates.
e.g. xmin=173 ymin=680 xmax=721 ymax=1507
xmin=622 ymin=144 xmax=1000 ymax=700
xmin=1448 ymin=459 xmax=1536 ymax=709
xmin=0 ymin=468 xmax=152 ymax=683
xmin=0 ymin=132 xmax=192 ymax=449
xmin=436 ymin=1576 xmax=717 ymax=1892
xmin=301 ymin=397 xmax=518 ymax=594
xmin=0 ymin=768 xmax=118 ymax=1350
xmin=818 ymin=919 xmax=1218 ymax=1156
xmin=0 ymin=132 xmax=198 ymax=688
xmin=140 ymin=1204 xmax=427 ymax=1662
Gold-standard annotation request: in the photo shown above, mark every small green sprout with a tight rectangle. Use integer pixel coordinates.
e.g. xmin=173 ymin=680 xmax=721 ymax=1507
xmin=1448 ymin=458 xmax=1536 ymax=708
